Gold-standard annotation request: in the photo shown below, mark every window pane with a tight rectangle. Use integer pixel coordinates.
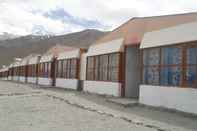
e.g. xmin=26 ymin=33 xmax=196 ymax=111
xmin=66 ymin=60 xmax=71 ymax=78
xmin=70 ymin=59 xmax=77 ymax=78
xmin=33 ymin=65 xmax=34 ymax=77
xmin=87 ymin=69 xmax=94 ymax=80
xmin=109 ymin=53 xmax=120 ymax=67
xmin=143 ymin=48 xmax=160 ymax=66
xmin=186 ymin=66 xmax=197 ymax=87
xmin=48 ymin=63 xmax=51 ymax=77
xmin=187 ymin=47 xmax=197 ymax=65
xmin=143 ymin=67 xmax=159 ymax=85
xmin=87 ymin=57 xmax=94 ymax=68
xmin=62 ymin=60 xmax=67 ymax=78
xmin=160 ymin=67 xmax=182 ymax=86
xmin=99 ymin=55 xmax=108 ymax=81
xmin=94 ymin=56 xmax=99 ymax=80
xmin=109 ymin=67 xmax=118 ymax=81
xmin=108 ymin=54 xmax=119 ymax=81
xmin=57 ymin=61 xmax=62 ymax=78
xmin=162 ymin=47 xmax=182 ymax=65
xmin=87 ymin=57 xmax=94 ymax=80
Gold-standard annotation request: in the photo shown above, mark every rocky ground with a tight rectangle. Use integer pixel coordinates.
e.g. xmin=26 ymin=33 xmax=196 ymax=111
xmin=0 ymin=81 xmax=196 ymax=131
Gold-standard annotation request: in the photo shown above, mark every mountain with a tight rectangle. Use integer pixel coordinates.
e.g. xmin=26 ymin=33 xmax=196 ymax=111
xmin=0 ymin=29 xmax=108 ymax=67
xmin=0 ymin=32 xmax=19 ymax=41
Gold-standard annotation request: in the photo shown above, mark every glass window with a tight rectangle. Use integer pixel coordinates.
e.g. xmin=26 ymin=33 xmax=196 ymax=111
xmin=186 ymin=47 xmax=197 ymax=87
xmin=62 ymin=60 xmax=67 ymax=78
xmin=87 ymin=57 xmax=94 ymax=80
xmin=70 ymin=59 xmax=77 ymax=79
xmin=99 ymin=55 xmax=109 ymax=81
xmin=143 ymin=48 xmax=160 ymax=66
xmin=47 ymin=62 xmax=52 ymax=77
xmin=160 ymin=47 xmax=182 ymax=86
xmin=86 ymin=53 xmax=120 ymax=82
xmin=144 ymin=67 xmax=160 ymax=85
xmin=108 ymin=54 xmax=120 ymax=82
xmin=57 ymin=61 xmax=63 ymax=78
xmin=44 ymin=63 xmax=48 ymax=77
xmin=143 ymin=45 xmax=197 ymax=88
xmin=187 ymin=47 xmax=197 ymax=65
xmin=161 ymin=47 xmax=182 ymax=65
xmin=160 ymin=67 xmax=182 ymax=86
xmin=94 ymin=56 xmax=99 ymax=80
xmin=143 ymin=48 xmax=160 ymax=85
xmin=31 ymin=65 xmax=33 ymax=77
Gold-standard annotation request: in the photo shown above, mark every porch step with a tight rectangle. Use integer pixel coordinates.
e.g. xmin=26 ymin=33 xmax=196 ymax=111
xmin=106 ymin=98 xmax=138 ymax=107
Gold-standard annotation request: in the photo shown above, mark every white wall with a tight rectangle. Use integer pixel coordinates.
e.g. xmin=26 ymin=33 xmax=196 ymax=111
xmin=83 ymin=81 xmax=122 ymax=97
xmin=27 ymin=77 xmax=37 ymax=84
xmin=19 ymin=76 xmax=26 ymax=83
xmin=140 ymin=85 xmax=197 ymax=114
xmin=8 ymin=76 xmax=12 ymax=81
xmin=56 ymin=78 xmax=78 ymax=90
xmin=1 ymin=77 xmax=7 ymax=81
xmin=38 ymin=77 xmax=52 ymax=86
xmin=13 ymin=76 xmax=19 ymax=82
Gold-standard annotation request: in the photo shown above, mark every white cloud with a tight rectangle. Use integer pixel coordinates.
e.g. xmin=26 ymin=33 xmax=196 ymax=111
xmin=0 ymin=0 xmax=197 ymax=35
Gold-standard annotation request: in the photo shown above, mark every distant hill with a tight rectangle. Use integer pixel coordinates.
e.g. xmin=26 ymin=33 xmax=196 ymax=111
xmin=0 ymin=32 xmax=19 ymax=41
xmin=0 ymin=29 xmax=108 ymax=67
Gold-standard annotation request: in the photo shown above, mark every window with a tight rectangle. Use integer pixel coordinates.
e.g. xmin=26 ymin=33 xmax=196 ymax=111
xmin=94 ymin=56 xmax=99 ymax=80
xmin=87 ymin=57 xmax=94 ymax=80
xmin=186 ymin=47 xmax=197 ymax=87
xmin=38 ymin=62 xmax=51 ymax=78
xmin=56 ymin=61 xmax=61 ymax=78
xmin=160 ymin=47 xmax=182 ymax=86
xmin=86 ymin=53 xmax=121 ymax=82
xmin=66 ymin=60 xmax=71 ymax=78
xmin=142 ymin=43 xmax=197 ymax=88
xmin=108 ymin=53 xmax=120 ymax=81
xmin=62 ymin=60 xmax=67 ymax=78
xmin=143 ymin=48 xmax=160 ymax=85
xmin=32 ymin=64 xmax=37 ymax=77
xmin=70 ymin=59 xmax=77 ymax=79
xmin=99 ymin=55 xmax=108 ymax=81
xmin=28 ymin=64 xmax=37 ymax=77
xmin=56 ymin=58 xmax=79 ymax=79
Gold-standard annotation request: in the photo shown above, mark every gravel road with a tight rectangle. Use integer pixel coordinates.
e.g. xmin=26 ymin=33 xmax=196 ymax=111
xmin=0 ymin=81 xmax=195 ymax=131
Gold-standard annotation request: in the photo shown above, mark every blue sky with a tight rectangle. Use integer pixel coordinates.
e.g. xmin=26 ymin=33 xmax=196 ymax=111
xmin=44 ymin=8 xmax=108 ymax=29
xmin=0 ymin=0 xmax=197 ymax=36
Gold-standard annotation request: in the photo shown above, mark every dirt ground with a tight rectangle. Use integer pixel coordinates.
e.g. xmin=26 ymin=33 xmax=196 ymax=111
xmin=0 ymin=81 xmax=196 ymax=131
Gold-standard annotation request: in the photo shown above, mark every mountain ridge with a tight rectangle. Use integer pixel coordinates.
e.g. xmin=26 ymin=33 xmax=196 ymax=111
xmin=0 ymin=29 xmax=108 ymax=67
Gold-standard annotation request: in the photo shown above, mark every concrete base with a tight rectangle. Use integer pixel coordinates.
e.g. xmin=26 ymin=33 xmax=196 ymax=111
xmin=8 ymin=76 xmax=12 ymax=81
xmin=83 ymin=80 xmax=122 ymax=97
xmin=27 ymin=77 xmax=37 ymax=84
xmin=1 ymin=77 xmax=8 ymax=81
xmin=140 ymin=85 xmax=197 ymax=115
xmin=13 ymin=76 xmax=19 ymax=82
xmin=38 ymin=77 xmax=52 ymax=86
xmin=19 ymin=76 xmax=26 ymax=83
xmin=56 ymin=78 xmax=78 ymax=90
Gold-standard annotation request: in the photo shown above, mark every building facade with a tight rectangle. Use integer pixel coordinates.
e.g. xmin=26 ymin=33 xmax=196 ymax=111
xmin=140 ymin=22 xmax=197 ymax=114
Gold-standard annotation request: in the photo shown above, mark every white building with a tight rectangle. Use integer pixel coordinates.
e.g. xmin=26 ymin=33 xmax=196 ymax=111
xmin=140 ymin=22 xmax=197 ymax=114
